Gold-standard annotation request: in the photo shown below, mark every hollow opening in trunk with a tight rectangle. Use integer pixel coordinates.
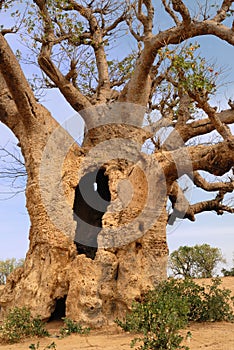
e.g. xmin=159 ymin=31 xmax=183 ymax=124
xmin=49 ymin=296 xmax=67 ymax=321
xmin=73 ymin=168 xmax=111 ymax=260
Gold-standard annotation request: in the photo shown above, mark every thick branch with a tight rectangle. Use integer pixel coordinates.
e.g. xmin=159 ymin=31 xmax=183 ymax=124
xmin=212 ymin=0 xmax=234 ymax=23
xmin=66 ymin=0 xmax=112 ymax=103
xmin=200 ymin=20 xmax=234 ymax=44
xmin=179 ymin=108 xmax=234 ymax=142
xmin=158 ymin=137 xmax=234 ymax=182
xmin=0 ymin=67 xmax=62 ymax=189
xmin=188 ymin=139 xmax=234 ymax=176
xmin=187 ymin=91 xmax=232 ymax=140
xmin=33 ymin=1 xmax=91 ymax=112
xmin=0 ymin=33 xmax=38 ymax=125
xmin=168 ymin=176 xmax=233 ymax=224
xmin=169 ymin=187 xmax=234 ymax=224
xmin=0 ymin=71 xmax=19 ymax=128
xmin=168 ymin=181 xmax=195 ymax=224
xmin=137 ymin=0 xmax=154 ymax=37
xmin=121 ymin=18 xmax=234 ymax=105
xmin=171 ymin=0 xmax=191 ymax=25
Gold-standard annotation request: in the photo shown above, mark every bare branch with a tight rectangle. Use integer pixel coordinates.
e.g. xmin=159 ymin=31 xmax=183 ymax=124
xmin=65 ymin=59 xmax=78 ymax=88
xmin=165 ymin=63 xmax=232 ymax=141
xmin=188 ymin=191 xmax=234 ymax=217
xmin=0 ymin=145 xmax=27 ymax=199
xmin=121 ymin=18 xmax=234 ymax=105
xmin=187 ymin=90 xmax=232 ymax=140
xmin=103 ymin=11 xmax=127 ymax=34
xmin=176 ymin=93 xmax=191 ymax=125
xmin=179 ymin=108 xmax=234 ymax=142
xmin=126 ymin=17 xmax=143 ymax=41
xmin=137 ymin=0 xmax=154 ymax=36
xmin=143 ymin=118 xmax=174 ymax=138
xmin=192 ymin=171 xmax=234 ymax=192
xmin=148 ymin=55 xmax=168 ymax=110
xmin=162 ymin=0 xmax=180 ymax=25
xmin=168 ymin=180 xmax=234 ymax=224
xmin=1 ymin=28 xmax=17 ymax=35
xmin=212 ymin=0 xmax=234 ymax=23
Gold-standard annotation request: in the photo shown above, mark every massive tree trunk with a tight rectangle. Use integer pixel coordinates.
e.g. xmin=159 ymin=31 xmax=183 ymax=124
xmin=0 ymin=104 xmax=168 ymax=325
xmin=0 ymin=42 xmax=168 ymax=323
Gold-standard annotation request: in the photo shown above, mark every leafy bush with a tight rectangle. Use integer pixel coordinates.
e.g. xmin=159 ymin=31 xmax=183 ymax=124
xmin=199 ymin=278 xmax=234 ymax=322
xmin=0 ymin=307 xmax=49 ymax=343
xmin=116 ymin=279 xmax=191 ymax=350
xmin=116 ymin=278 xmax=234 ymax=350
xmin=157 ymin=278 xmax=234 ymax=323
xmin=59 ymin=317 xmax=90 ymax=337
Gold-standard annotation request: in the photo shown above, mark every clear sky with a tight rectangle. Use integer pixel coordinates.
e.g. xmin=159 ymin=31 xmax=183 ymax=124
xmin=0 ymin=3 xmax=233 ymax=272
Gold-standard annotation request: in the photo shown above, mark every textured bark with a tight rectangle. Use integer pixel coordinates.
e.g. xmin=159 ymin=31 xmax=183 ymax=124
xmin=0 ymin=0 xmax=233 ymax=326
xmin=0 ymin=35 xmax=168 ymax=323
xmin=0 ymin=140 xmax=168 ymax=324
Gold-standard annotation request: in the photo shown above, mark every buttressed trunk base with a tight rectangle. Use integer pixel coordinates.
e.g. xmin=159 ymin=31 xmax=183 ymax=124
xmin=0 ymin=153 xmax=168 ymax=326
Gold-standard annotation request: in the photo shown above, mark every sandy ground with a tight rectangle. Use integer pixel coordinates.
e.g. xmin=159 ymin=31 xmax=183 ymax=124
xmin=0 ymin=277 xmax=233 ymax=350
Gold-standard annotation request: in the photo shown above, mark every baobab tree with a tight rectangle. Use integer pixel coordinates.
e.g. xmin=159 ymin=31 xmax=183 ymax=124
xmin=0 ymin=0 xmax=233 ymax=325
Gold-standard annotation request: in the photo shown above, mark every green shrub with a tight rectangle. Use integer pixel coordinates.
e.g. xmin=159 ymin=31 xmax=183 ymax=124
xmin=116 ymin=279 xmax=191 ymax=350
xmin=115 ymin=278 xmax=234 ymax=350
xmin=59 ymin=317 xmax=90 ymax=337
xmin=0 ymin=307 xmax=49 ymax=343
xmin=160 ymin=278 xmax=234 ymax=323
xmin=199 ymin=278 xmax=234 ymax=322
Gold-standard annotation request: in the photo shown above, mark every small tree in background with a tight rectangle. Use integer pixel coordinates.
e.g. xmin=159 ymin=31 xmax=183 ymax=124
xmin=169 ymin=244 xmax=225 ymax=278
xmin=0 ymin=258 xmax=24 ymax=285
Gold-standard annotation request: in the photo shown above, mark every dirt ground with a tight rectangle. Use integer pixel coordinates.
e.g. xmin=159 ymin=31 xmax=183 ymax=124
xmin=0 ymin=277 xmax=233 ymax=350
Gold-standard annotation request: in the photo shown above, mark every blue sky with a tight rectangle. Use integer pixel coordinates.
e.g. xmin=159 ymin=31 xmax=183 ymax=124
xmin=0 ymin=3 xmax=233 ymax=271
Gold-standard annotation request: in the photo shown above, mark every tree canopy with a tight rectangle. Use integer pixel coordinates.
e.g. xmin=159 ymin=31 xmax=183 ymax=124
xmin=169 ymin=244 xmax=226 ymax=278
